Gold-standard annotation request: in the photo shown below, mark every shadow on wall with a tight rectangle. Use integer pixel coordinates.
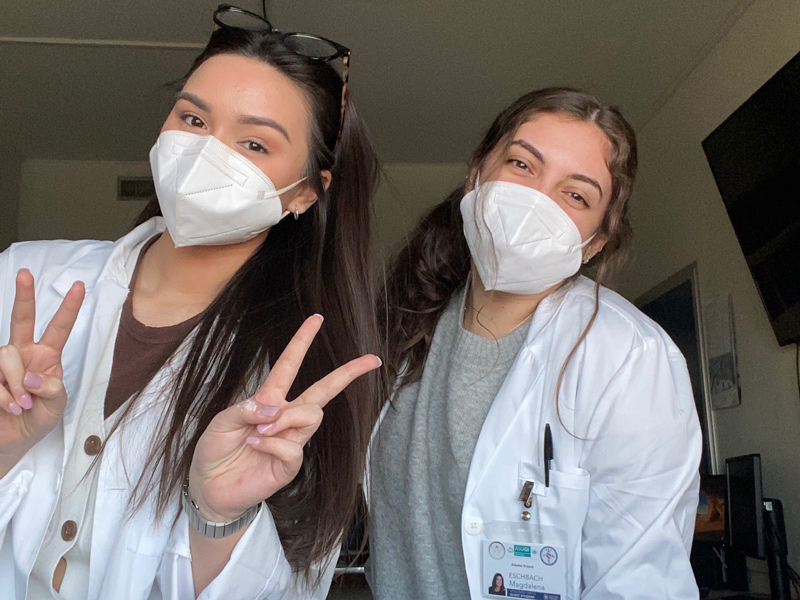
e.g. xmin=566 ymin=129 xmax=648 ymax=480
xmin=373 ymin=163 xmax=465 ymax=266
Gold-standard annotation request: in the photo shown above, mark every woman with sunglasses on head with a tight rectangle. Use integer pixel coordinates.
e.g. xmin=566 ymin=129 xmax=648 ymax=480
xmin=0 ymin=6 xmax=380 ymax=599
xmin=370 ymin=88 xmax=702 ymax=599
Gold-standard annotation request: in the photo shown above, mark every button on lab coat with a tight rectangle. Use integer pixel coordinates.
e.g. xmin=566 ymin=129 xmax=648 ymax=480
xmin=457 ymin=278 xmax=702 ymax=599
xmin=0 ymin=219 xmax=333 ymax=599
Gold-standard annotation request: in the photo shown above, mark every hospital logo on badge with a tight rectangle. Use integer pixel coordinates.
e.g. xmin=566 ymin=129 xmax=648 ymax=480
xmin=540 ymin=546 xmax=558 ymax=566
xmin=488 ymin=541 xmax=505 ymax=560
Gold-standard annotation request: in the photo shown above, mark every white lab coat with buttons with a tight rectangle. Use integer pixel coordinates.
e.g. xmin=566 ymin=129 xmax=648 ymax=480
xmin=452 ymin=277 xmax=703 ymax=599
xmin=0 ymin=219 xmax=334 ymax=599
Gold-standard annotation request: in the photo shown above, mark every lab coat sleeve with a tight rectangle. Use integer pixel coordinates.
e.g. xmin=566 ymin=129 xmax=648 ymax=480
xmin=0 ymin=455 xmax=35 ymax=551
xmin=157 ymin=503 xmax=339 ymax=599
xmin=578 ymin=338 xmax=702 ymax=600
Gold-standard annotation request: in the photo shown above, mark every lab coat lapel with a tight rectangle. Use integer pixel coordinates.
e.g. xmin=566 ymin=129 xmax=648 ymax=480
xmin=462 ymin=345 xmax=543 ymax=506
xmin=60 ymin=279 xmax=128 ymax=464
xmin=462 ymin=285 xmax=568 ymax=506
xmin=57 ymin=219 xmax=163 ymax=468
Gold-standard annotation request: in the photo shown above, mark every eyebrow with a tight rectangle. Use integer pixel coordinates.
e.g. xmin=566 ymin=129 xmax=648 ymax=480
xmin=238 ymin=114 xmax=291 ymax=143
xmin=570 ymin=173 xmax=604 ymax=198
xmin=175 ymin=91 xmax=211 ymax=113
xmin=511 ymin=139 xmax=545 ymax=164
xmin=511 ymin=138 xmax=605 ymax=199
xmin=174 ymin=91 xmax=291 ymax=143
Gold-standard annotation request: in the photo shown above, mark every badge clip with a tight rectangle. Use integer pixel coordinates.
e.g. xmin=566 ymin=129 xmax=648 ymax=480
xmin=518 ymin=479 xmax=534 ymax=508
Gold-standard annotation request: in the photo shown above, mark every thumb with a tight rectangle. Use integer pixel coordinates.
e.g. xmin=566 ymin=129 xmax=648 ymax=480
xmin=24 ymin=371 xmax=67 ymax=405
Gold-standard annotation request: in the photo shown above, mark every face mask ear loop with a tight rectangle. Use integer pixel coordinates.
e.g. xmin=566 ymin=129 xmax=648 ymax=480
xmin=578 ymin=231 xmax=597 ymax=250
xmin=273 ymin=176 xmax=307 ymax=196
xmin=578 ymin=231 xmax=599 ymax=264
xmin=270 ymin=177 xmax=309 ymax=217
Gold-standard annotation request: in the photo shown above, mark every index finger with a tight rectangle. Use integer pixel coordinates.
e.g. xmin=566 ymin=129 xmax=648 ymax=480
xmin=259 ymin=314 xmax=324 ymax=398
xmin=9 ymin=269 xmax=37 ymax=347
xmin=39 ymin=281 xmax=86 ymax=352
xmin=294 ymin=354 xmax=381 ymax=409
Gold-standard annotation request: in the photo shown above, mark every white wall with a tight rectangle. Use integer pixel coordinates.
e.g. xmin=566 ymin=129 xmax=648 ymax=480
xmin=616 ymin=0 xmax=800 ymax=569
xmin=0 ymin=160 xmax=21 ymax=251
xmin=19 ymin=159 xmax=153 ymax=242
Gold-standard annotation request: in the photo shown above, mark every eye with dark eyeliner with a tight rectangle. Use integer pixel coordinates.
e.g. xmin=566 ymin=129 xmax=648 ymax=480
xmin=243 ymin=140 xmax=268 ymax=154
xmin=180 ymin=114 xmax=206 ymax=129
xmin=508 ymin=158 xmax=531 ymax=172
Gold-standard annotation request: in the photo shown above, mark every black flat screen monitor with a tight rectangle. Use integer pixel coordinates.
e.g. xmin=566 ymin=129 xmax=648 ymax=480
xmin=702 ymin=50 xmax=800 ymax=346
xmin=726 ymin=454 xmax=765 ymax=559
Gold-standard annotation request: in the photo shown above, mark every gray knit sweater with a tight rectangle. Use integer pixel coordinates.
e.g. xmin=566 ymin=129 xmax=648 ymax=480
xmin=368 ymin=288 xmax=528 ymax=600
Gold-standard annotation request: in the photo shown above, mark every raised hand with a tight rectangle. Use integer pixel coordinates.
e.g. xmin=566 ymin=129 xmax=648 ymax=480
xmin=189 ymin=314 xmax=381 ymax=522
xmin=0 ymin=269 xmax=85 ymax=475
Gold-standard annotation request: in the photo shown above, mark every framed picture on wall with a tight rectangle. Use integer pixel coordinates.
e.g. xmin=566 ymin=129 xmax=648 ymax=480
xmin=704 ymin=293 xmax=742 ymax=409
xmin=635 ymin=262 xmax=718 ymax=475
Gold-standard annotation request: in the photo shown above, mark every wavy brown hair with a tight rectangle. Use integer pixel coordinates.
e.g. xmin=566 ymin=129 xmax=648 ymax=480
xmin=380 ymin=87 xmax=637 ymax=395
xmin=107 ymin=26 xmax=381 ymax=584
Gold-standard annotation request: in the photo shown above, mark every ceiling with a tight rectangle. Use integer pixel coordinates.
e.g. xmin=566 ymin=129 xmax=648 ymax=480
xmin=0 ymin=0 xmax=754 ymax=164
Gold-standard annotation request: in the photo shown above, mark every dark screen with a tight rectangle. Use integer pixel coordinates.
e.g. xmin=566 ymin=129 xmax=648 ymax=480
xmin=702 ymin=51 xmax=800 ymax=346
xmin=726 ymin=454 xmax=765 ymax=558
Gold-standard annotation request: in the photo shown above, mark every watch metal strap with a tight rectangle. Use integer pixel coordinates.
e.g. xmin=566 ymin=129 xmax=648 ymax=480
xmin=182 ymin=479 xmax=261 ymax=538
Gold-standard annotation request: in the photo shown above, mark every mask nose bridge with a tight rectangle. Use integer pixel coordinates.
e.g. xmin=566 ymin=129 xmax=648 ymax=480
xmin=175 ymin=134 xmax=269 ymax=189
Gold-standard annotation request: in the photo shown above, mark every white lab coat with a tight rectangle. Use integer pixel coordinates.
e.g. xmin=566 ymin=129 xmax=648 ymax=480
xmin=0 ymin=218 xmax=334 ymax=599
xmin=461 ymin=277 xmax=701 ymax=599
xmin=371 ymin=276 xmax=702 ymax=599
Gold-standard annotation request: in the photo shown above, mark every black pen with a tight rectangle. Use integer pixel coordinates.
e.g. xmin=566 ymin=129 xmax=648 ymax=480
xmin=544 ymin=423 xmax=553 ymax=488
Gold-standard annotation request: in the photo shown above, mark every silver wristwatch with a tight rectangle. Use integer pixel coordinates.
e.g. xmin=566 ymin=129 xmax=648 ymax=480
xmin=181 ymin=479 xmax=261 ymax=538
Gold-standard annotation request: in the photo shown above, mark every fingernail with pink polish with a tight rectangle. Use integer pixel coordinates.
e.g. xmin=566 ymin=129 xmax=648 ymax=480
xmin=24 ymin=372 xmax=43 ymax=389
xmin=256 ymin=423 xmax=274 ymax=435
xmin=19 ymin=394 xmax=33 ymax=411
xmin=245 ymin=436 xmax=261 ymax=446
xmin=8 ymin=403 xmax=22 ymax=416
xmin=260 ymin=405 xmax=279 ymax=417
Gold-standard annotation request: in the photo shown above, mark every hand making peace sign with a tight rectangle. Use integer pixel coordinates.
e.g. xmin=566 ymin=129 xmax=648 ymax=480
xmin=189 ymin=314 xmax=381 ymax=522
xmin=0 ymin=269 xmax=85 ymax=472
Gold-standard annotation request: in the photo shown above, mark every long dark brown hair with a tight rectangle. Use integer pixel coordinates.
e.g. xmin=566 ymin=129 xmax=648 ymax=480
xmin=380 ymin=87 xmax=637 ymax=395
xmin=114 ymin=27 xmax=381 ymax=582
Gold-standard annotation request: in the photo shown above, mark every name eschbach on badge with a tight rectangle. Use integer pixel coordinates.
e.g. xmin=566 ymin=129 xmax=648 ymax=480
xmin=482 ymin=539 xmax=566 ymax=599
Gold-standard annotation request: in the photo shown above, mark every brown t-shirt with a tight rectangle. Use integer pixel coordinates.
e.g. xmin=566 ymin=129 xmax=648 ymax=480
xmin=103 ymin=238 xmax=203 ymax=419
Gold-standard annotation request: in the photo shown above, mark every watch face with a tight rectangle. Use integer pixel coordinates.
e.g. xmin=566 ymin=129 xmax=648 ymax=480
xmin=488 ymin=541 xmax=505 ymax=560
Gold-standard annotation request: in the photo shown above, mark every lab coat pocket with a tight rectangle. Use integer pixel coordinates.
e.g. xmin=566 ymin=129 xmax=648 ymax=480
xmin=517 ymin=462 xmax=590 ymax=503
xmin=518 ymin=461 xmax=590 ymax=598
xmin=92 ymin=529 xmax=162 ymax=600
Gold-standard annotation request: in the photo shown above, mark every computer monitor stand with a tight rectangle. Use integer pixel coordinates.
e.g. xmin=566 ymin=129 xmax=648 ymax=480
xmin=763 ymin=498 xmax=790 ymax=600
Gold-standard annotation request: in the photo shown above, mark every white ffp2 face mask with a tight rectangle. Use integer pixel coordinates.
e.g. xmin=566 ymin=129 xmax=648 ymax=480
xmin=460 ymin=178 xmax=596 ymax=295
xmin=149 ymin=130 xmax=306 ymax=247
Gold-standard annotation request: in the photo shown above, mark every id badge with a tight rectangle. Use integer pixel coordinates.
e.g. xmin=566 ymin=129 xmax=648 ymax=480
xmin=481 ymin=521 xmax=567 ymax=599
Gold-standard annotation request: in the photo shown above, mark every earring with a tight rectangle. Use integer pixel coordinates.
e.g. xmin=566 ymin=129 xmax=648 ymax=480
xmin=294 ymin=208 xmax=300 ymax=220
xmin=582 ymin=256 xmax=590 ymax=265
